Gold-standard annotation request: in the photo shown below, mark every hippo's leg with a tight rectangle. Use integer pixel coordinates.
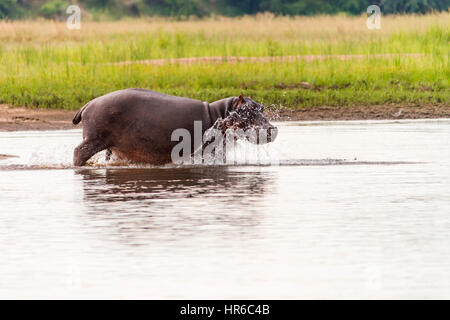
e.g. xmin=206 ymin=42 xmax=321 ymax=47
xmin=74 ymin=139 xmax=109 ymax=166
xmin=105 ymin=149 xmax=112 ymax=161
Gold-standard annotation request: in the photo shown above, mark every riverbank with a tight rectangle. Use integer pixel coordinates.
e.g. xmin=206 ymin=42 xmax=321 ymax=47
xmin=0 ymin=104 xmax=73 ymax=131
xmin=1 ymin=103 xmax=449 ymax=132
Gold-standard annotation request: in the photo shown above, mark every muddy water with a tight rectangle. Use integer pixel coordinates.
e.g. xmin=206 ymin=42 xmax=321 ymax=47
xmin=0 ymin=119 xmax=449 ymax=299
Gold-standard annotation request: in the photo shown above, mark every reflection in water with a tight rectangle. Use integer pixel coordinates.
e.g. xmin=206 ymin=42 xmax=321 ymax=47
xmin=77 ymin=167 xmax=270 ymax=201
xmin=76 ymin=167 xmax=276 ymax=245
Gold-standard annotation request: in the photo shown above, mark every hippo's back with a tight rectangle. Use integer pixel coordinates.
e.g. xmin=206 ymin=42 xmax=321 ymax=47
xmin=80 ymin=88 xmax=207 ymax=129
xmin=88 ymin=88 xmax=203 ymax=115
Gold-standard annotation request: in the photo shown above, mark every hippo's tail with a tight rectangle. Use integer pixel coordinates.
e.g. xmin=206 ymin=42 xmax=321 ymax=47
xmin=72 ymin=102 xmax=90 ymax=125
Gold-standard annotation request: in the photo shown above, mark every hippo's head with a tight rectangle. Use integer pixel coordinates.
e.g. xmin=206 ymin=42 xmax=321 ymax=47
xmin=213 ymin=95 xmax=278 ymax=143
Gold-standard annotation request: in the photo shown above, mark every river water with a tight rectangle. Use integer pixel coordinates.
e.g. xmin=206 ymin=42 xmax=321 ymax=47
xmin=0 ymin=119 xmax=449 ymax=299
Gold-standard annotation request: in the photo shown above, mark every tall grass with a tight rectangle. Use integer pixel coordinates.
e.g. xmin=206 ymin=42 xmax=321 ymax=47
xmin=0 ymin=13 xmax=448 ymax=109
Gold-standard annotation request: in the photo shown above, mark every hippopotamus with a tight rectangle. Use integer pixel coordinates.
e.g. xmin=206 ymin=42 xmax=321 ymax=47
xmin=72 ymin=88 xmax=277 ymax=166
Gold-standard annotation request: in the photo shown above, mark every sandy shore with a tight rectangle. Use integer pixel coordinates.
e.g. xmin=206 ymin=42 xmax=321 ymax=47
xmin=0 ymin=154 xmax=18 ymax=160
xmin=269 ymin=104 xmax=450 ymax=121
xmin=0 ymin=104 xmax=74 ymax=131
xmin=0 ymin=103 xmax=449 ymax=132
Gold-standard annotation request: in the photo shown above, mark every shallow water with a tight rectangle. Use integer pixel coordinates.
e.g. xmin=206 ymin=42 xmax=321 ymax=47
xmin=0 ymin=119 xmax=449 ymax=299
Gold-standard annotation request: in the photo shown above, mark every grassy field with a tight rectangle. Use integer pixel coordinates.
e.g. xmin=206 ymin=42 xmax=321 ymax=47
xmin=0 ymin=13 xmax=449 ymax=110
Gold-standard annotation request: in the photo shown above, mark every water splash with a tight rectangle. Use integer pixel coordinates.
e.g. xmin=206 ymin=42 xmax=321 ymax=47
xmin=197 ymin=125 xmax=280 ymax=166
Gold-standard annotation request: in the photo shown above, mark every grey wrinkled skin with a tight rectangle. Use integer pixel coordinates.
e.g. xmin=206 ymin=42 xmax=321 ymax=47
xmin=72 ymin=88 xmax=277 ymax=166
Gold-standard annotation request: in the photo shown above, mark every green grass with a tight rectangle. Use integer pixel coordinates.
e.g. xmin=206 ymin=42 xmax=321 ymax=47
xmin=0 ymin=16 xmax=449 ymax=110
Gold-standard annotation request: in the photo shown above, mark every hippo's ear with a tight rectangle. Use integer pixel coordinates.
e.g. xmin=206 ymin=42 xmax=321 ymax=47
xmin=232 ymin=94 xmax=245 ymax=109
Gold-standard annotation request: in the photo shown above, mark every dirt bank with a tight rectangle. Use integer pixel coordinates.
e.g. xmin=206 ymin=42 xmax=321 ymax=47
xmin=270 ymin=104 xmax=450 ymax=121
xmin=0 ymin=104 xmax=74 ymax=131
xmin=0 ymin=154 xmax=18 ymax=160
xmin=0 ymin=103 xmax=449 ymax=132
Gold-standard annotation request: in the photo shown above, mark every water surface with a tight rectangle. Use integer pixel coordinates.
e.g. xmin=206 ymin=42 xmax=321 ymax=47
xmin=1 ymin=120 xmax=449 ymax=299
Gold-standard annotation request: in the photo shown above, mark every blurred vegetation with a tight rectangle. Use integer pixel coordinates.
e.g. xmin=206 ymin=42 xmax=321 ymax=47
xmin=0 ymin=0 xmax=449 ymax=19
xmin=0 ymin=14 xmax=448 ymax=109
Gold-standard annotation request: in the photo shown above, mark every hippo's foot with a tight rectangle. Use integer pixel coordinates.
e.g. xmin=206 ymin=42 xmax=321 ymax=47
xmin=74 ymin=140 xmax=109 ymax=166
